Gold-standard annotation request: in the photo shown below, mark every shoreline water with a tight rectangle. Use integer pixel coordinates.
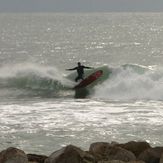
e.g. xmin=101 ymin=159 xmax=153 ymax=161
xmin=1 ymin=98 xmax=163 ymax=155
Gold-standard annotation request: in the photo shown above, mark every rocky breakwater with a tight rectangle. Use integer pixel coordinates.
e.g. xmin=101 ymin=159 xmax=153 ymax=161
xmin=1 ymin=141 xmax=163 ymax=163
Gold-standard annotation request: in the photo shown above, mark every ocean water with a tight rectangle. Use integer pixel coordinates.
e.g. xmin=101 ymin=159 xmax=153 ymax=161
xmin=0 ymin=13 xmax=163 ymax=155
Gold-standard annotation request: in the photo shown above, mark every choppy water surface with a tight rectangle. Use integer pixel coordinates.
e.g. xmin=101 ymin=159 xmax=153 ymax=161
xmin=0 ymin=99 xmax=163 ymax=154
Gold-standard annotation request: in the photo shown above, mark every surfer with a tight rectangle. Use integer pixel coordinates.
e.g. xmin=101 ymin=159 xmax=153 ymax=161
xmin=66 ymin=62 xmax=93 ymax=82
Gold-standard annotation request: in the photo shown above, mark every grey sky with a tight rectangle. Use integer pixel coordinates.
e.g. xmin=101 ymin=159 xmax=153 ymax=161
xmin=0 ymin=0 xmax=163 ymax=12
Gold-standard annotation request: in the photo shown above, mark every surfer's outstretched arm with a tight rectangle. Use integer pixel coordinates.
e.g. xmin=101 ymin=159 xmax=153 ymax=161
xmin=83 ymin=66 xmax=93 ymax=69
xmin=66 ymin=67 xmax=77 ymax=71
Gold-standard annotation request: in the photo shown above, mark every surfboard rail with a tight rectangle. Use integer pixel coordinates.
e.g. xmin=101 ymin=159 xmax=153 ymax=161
xmin=74 ymin=70 xmax=103 ymax=89
xmin=66 ymin=65 xmax=111 ymax=90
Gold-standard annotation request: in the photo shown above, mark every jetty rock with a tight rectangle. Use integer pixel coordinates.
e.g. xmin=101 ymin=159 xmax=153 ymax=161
xmin=0 ymin=147 xmax=28 ymax=163
xmin=160 ymin=153 xmax=163 ymax=163
xmin=27 ymin=153 xmax=48 ymax=163
xmin=98 ymin=161 xmax=145 ymax=163
xmin=138 ymin=147 xmax=163 ymax=163
xmin=1 ymin=141 xmax=163 ymax=163
xmin=89 ymin=142 xmax=136 ymax=162
xmin=44 ymin=144 xmax=95 ymax=163
xmin=116 ymin=141 xmax=151 ymax=157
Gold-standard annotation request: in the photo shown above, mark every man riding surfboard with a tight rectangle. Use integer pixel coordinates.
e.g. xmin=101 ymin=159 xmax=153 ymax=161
xmin=66 ymin=62 xmax=93 ymax=82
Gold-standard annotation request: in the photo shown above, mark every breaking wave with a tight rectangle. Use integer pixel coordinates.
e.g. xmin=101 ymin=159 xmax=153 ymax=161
xmin=1 ymin=63 xmax=163 ymax=100
xmin=94 ymin=64 xmax=163 ymax=101
xmin=0 ymin=63 xmax=74 ymax=98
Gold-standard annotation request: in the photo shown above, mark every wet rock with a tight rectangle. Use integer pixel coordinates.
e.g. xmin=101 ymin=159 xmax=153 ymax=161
xmin=117 ymin=141 xmax=151 ymax=157
xmin=98 ymin=160 xmax=146 ymax=163
xmin=106 ymin=146 xmax=136 ymax=162
xmin=98 ymin=160 xmax=125 ymax=163
xmin=110 ymin=142 xmax=119 ymax=146
xmin=129 ymin=161 xmax=146 ymax=163
xmin=159 ymin=153 xmax=163 ymax=163
xmin=27 ymin=153 xmax=48 ymax=163
xmin=89 ymin=142 xmax=136 ymax=162
xmin=89 ymin=142 xmax=112 ymax=161
xmin=89 ymin=142 xmax=111 ymax=160
xmin=138 ymin=147 xmax=163 ymax=163
xmin=0 ymin=147 xmax=28 ymax=163
xmin=45 ymin=144 xmax=96 ymax=163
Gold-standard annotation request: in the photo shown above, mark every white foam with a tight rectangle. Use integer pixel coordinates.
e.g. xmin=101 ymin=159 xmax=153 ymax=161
xmin=94 ymin=66 xmax=163 ymax=101
xmin=0 ymin=63 xmax=73 ymax=87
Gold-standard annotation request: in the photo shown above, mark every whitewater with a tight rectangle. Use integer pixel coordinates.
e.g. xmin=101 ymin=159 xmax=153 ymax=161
xmin=0 ymin=13 xmax=163 ymax=155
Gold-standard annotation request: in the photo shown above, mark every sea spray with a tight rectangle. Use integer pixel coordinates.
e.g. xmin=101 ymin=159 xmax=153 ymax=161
xmin=94 ymin=64 xmax=163 ymax=101
xmin=0 ymin=63 xmax=74 ymax=98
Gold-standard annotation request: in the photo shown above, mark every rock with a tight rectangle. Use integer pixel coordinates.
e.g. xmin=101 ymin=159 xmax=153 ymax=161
xmin=98 ymin=160 xmax=145 ymax=163
xmin=89 ymin=142 xmax=136 ymax=162
xmin=129 ymin=161 xmax=146 ymax=163
xmin=110 ymin=142 xmax=119 ymax=146
xmin=159 ymin=153 xmax=163 ymax=163
xmin=27 ymin=153 xmax=48 ymax=163
xmin=98 ymin=160 xmax=125 ymax=163
xmin=117 ymin=141 xmax=151 ymax=157
xmin=45 ymin=144 xmax=96 ymax=163
xmin=89 ymin=142 xmax=111 ymax=161
xmin=0 ymin=147 xmax=28 ymax=163
xmin=106 ymin=146 xmax=136 ymax=162
xmin=138 ymin=147 xmax=163 ymax=163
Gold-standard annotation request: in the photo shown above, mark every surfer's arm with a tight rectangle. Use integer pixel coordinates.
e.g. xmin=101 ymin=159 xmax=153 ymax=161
xmin=83 ymin=66 xmax=93 ymax=69
xmin=66 ymin=67 xmax=77 ymax=71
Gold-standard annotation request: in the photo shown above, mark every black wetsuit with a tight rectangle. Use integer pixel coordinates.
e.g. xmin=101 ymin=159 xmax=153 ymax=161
xmin=67 ymin=65 xmax=92 ymax=82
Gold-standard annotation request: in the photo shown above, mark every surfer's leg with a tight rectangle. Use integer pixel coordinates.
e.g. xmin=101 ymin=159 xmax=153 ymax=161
xmin=75 ymin=76 xmax=80 ymax=82
xmin=75 ymin=74 xmax=84 ymax=82
xmin=80 ymin=74 xmax=84 ymax=80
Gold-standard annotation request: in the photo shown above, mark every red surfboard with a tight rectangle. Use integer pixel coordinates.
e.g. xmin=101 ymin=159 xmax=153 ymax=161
xmin=74 ymin=70 xmax=103 ymax=89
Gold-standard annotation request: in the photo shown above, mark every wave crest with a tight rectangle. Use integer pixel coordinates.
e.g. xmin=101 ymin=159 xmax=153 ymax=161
xmin=0 ymin=63 xmax=73 ymax=98
xmin=94 ymin=64 xmax=163 ymax=101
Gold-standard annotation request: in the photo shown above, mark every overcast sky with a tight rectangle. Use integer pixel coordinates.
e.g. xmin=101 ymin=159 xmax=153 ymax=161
xmin=0 ymin=0 xmax=163 ymax=12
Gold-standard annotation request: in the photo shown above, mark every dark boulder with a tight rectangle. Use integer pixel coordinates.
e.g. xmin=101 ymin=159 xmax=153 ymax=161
xmin=117 ymin=141 xmax=151 ymax=157
xmin=89 ymin=142 xmax=136 ymax=162
xmin=27 ymin=153 xmax=48 ymax=163
xmin=89 ymin=142 xmax=111 ymax=161
xmin=45 ymin=144 xmax=96 ymax=163
xmin=138 ymin=147 xmax=163 ymax=163
xmin=0 ymin=147 xmax=28 ymax=163
xmin=98 ymin=160 xmax=145 ymax=163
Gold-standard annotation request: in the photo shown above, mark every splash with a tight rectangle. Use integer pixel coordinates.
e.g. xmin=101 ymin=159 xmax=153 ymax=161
xmin=94 ymin=64 xmax=163 ymax=101
xmin=1 ymin=63 xmax=162 ymax=100
xmin=0 ymin=63 xmax=74 ymax=98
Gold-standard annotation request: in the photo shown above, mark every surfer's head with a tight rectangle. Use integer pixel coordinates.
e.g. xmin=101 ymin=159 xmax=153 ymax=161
xmin=77 ymin=62 xmax=81 ymax=66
